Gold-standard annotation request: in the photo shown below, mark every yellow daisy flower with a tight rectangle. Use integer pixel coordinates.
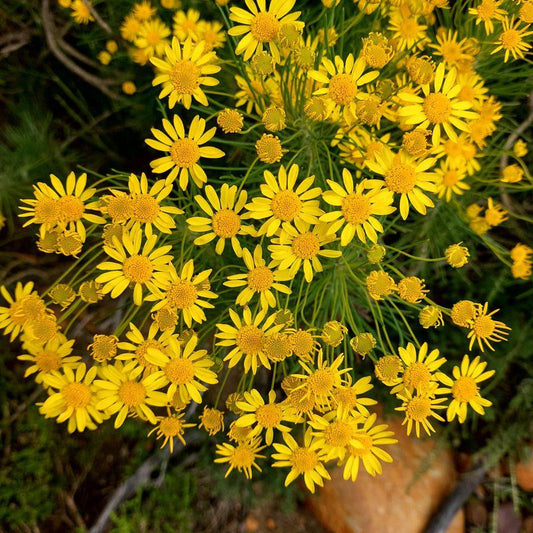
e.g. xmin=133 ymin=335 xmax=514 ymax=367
xmin=95 ymin=362 xmax=168 ymax=428
xmin=187 ymin=183 xmax=251 ymax=257
xmin=40 ymin=363 xmax=104 ymax=433
xmin=0 ymin=282 xmax=47 ymax=341
xmin=309 ymin=54 xmax=379 ymax=123
xmin=469 ymin=0 xmax=506 ymax=34
xmin=173 ymin=8 xmax=201 ymax=41
xmin=215 ymin=307 xmax=282 ymax=374
xmin=434 ymin=160 xmax=470 ymax=201
xmin=331 ymin=375 xmax=377 ymax=417
xmin=146 ymin=334 xmax=218 ymax=404
xmin=148 ymin=409 xmax=195 ymax=452
xmin=466 ymin=302 xmax=510 ymax=351
xmin=95 ymin=227 xmax=173 ymax=306
xmin=121 ymin=14 xmax=142 ymax=42
xmin=438 ymin=355 xmax=495 ymax=423
xmin=147 ymin=259 xmax=217 ymax=327
xmin=245 ymin=164 xmax=322 ymax=237
xmin=70 ymin=0 xmax=94 ymax=24
xmin=321 ymin=169 xmax=395 ymax=245
xmin=342 ymin=413 xmax=397 ymax=481
xmin=151 ymin=37 xmax=220 ymax=109
xmin=272 ymin=428 xmax=331 ymax=493
xmin=197 ymin=20 xmax=226 ymax=51
xmin=18 ymin=333 xmax=79 ymax=384
xmin=215 ymin=437 xmax=265 ymax=479
xmin=390 ymin=342 xmax=446 ymax=396
xmin=269 ymin=220 xmax=342 ymax=283
xmin=199 ymin=406 xmax=225 ymax=436
xmin=388 ymin=12 xmax=428 ymax=51
xmin=228 ymin=0 xmax=302 ymax=61
xmin=396 ymin=388 xmax=447 ymax=438
xmin=132 ymin=1 xmax=156 ymax=21
xmin=366 ymin=148 xmax=437 ymax=219
xmin=19 ymin=172 xmax=105 ymax=241
xmin=146 ymin=114 xmax=224 ymax=190
xmin=224 ymin=245 xmax=292 ymax=309
xmin=397 ymin=64 xmax=479 ymax=146
xmin=491 ymin=16 xmax=533 ymax=61
xmin=134 ymin=19 xmax=171 ymax=58
xmin=236 ymin=389 xmax=296 ymax=445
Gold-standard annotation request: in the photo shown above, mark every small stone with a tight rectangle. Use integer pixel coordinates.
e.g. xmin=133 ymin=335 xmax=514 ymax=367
xmin=516 ymin=452 xmax=533 ymax=491
xmin=244 ymin=515 xmax=260 ymax=532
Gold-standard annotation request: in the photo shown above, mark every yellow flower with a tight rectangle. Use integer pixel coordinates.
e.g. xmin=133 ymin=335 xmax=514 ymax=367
xmin=18 ymin=333 xmax=79 ymax=384
xmin=469 ymin=0 xmax=506 ymax=34
xmin=151 ymin=37 xmax=220 ymax=109
xmin=398 ymin=64 xmax=479 ymax=146
xmin=135 ymin=19 xmax=171 ymax=58
xmin=98 ymin=51 xmax=112 ymax=65
xmin=121 ymin=14 xmax=142 ymax=41
xmin=366 ymin=270 xmax=396 ymax=301
xmin=148 ymin=410 xmax=195 ymax=452
xmin=95 ymin=226 xmax=173 ymax=306
xmin=397 ymin=276 xmax=428 ymax=304
xmin=146 ymin=334 xmax=218 ymax=404
xmin=350 ymin=333 xmax=376 ymax=358
xmin=361 ymin=32 xmax=394 ymax=69
xmin=419 ymin=305 xmax=444 ymax=329
xmin=391 ymin=342 xmax=446 ymax=396
xmin=0 ymin=282 xmax=47 ymax=341
xmin=196 ymin=20 xmax=226 ymax=51
xmin=147 ymin=259 xmax=217 ymax=327
xmin=366 ymin=148 xmax=437 ymax=220
xmin=217 ymin=109 xmax=244 ymax=134
xmin=501 ymin=164 xmax=524 ymax=183
xmin=132 ymin=1 xmax=156 ymax=21
xmin=485 ymin=197 xmax=508 ymax=226
xmin=122 ymin=81 xmax=137 ymax=95
xmin=342 ymin=413 xmax=397 ymax=481
xmin=445 ymin=243 xmax=470 ymax=268
xmin=199 ymin=406 xmax=225 ymax=435
xmin=79 ymin=280 xmax=104 ymax=304
xmin=228 ymin=0 xmax=302 ymax=61
xmin=216 ymin=307 xmax=282 ymax=374
xmin=49 ymin=283 xmax=76 ymax=309
xmin=321 ymin=169 xmax=395 ymax=245
xmin=255 ymin=133 xmax=284 ymax=163
xmin=438 ymin=355 xmax=495 ymax=423
xmin=95 ymin=362 xmax=168 ymax=428
xmin=396 ymin=388 xmax=447 ymax=438
xmin=173 ymin=8 xmax=201 ymax=41
xmin=491 ymin=17 xmax=533 ymax=61
xmin=187 ymin=183 xmax=251 ymax=257
xmin=466 ymin=302 xmax=510 ymax=351
xmin=146 ymin=114 xmax=224 ymax=190
xmin=70 ymin=0 xmax=94 ymax=24
xmin=40 ymin=363 xmax=104 ymax=432
xmin=215 ymin=437 xmax=265 ymax=479
xmin=269 ymin=221 xmax=341 ymax=283
xmin=272 ymin=429 xmax=331 ymax=493
xmin=435 ymin=160 xmax=470 ymax=201
xmin=309 ymin=54 xmax=378 ymax=123
xmin=224 ymin=245 xmax=292 ymax=309
xmin=236 ymin=389 xmax=296 ymax=445
xmin=375 ymin=355 xmax=403 ymax=386
xmin=246 ymin=164 xmax=322 ymax=236
xmin=331 ymin=375 xmax=376 ymax=416
xmin=19 ymin=172 xmax=105 ymax=241
xmin=388 ymin=12 xmax=428 ymax=51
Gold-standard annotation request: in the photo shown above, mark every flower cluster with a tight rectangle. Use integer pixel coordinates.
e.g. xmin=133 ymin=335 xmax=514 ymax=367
xmin=5 ymin=0 xmax=531 ymax=492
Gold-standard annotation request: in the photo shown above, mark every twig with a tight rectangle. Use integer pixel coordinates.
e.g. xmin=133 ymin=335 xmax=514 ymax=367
xmin=81 ymin=0 xmax=114 ymax=35
xmin=58 ymin=36 xmax=99 ymax=68
xmin=41 ymin=0 xmax=121 ymax=100
xmin=423 ymin=465 xmax=487 ymax=533
xmin=0 ymin=30 xmax=31 ymax=58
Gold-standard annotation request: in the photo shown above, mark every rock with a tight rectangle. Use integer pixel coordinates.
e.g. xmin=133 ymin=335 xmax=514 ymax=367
xmin=516 ymin=451 xmax=533 ymax=491
xmin=497 ymin=502 xmax=521 ymax=533
xmin=307 ymin=414 xmax=464 ymax=533
xmin=465 ymin=498 xmax=488 ymax=528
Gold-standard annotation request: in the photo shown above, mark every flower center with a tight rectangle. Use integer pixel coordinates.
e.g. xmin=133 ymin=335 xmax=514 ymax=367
xmin=15 ymin=294 xmax=46 ymax=323
xmin=290 ymin=330 xmax=314 ymax=358
xmin=291 ymin=232 xmax=320 ymax=259
xmin=442 ymin=170 xmax=460 ymax=186
xmin=212 ymin=209 xmax=241 ymax=238
xmin=423 ymin=93 xmax=452 ymax=124
xmin=291 ymin=447 xmax=318 ymax=473
xmin=452 ymin=376 xmax=479 ymax=403
xmin=271 ymin=190 xmax=302 ymax=221
xmin=57 ymin=195 xmax=85 ymax=223
xmin=406 ymin=397 xmax=431 ymax=421
xmin=264 ymin=334 xmax=292 ymax=362
xmin=385 ymin=161 xmax=417 ymax=193
xmin=476 ymin=0 xmax=498 ymax=19
xmin=350 ymin=433 xmax=374 ymax=456
xmin=250 ymin=12 xmax=280 ymax=42
xmin=500 ymin=29 xmax=521 ymax=49
xmin=131 ymin=195 xmax=160 ymax=223
xmin=169 ymin=59 xmax=201 ymax=94
xmin=232 ymin=446 xmax=256 ymax=468
xmin=167 ymin=280 xmax=198 ymax=309
xmin=28 ymin=315 xmax=57 ymax=344
xmin=376 ymin=355 xmax=402 ymax=383
xmin=106 ymin=196 xmax=133 ymax=222
xmin=333 ymin=387 xmax=358 ymax=409
xmin=342 ymin=193 xmax=372 ymax=225
xmin=328 ymin=73 xmax=358 ymax=106
xmin=403 ymin=362 xmax=432 ymax=391
xmin=119 ymin=381 xmax=146 ymax=407
xmin=247 ymin=266 xmax=274 ymax=291
xmin=135 ymin=339 xmax=161 ymax=369
xmin=324 ymin=421 xmax=353 ymax=447
xmin=170 ymin=138 xmax=200 ymax=168
xmin=34 ymin=198 xmax=61 ymax=225
xmin=63 ymin=382 xmax=92 ymax=409
xmin=399 ymin=18 xmax=420 ymax=39
xmin=123 ymin=255 xmax=154 ymax=283
xmin=165 ymin=358 xmax=196 ymax=384
xmin=451 ymin=300 xmax=476 ymax=326
xmin=159 ymin=416 xmax=183 ymax=437
xmin=255 ymin=403 xmax=282 ymax=428
xmin=236 ymin=325 xmax=265 ymax=355
xmin=308 ymin=368 xmax=335 ymax=396
xmin=91 ymin=335 xmax=117 ymax=362
xmin=146 ymin=30 xmax=162 ymax=46
xmin=472 ymin=315 xmax=495 ymax=338
xmin=35 ymin=350 xmax=62 ymax=372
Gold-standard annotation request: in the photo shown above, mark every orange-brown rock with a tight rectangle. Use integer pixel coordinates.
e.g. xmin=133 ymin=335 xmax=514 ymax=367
xmin=516 ymin=452 xmax=533 ymax=492
xmin=307 ymin=414 xmax=464 ymax=533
